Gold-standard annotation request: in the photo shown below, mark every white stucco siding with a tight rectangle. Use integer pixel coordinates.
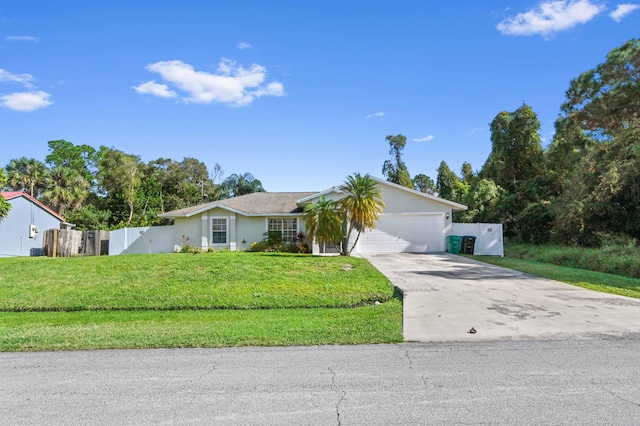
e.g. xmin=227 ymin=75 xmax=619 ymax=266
xmin=236 ymin=216 xmax=269 ymax=250
xmin=381 ymin=186 xmax=453 ymax=230
xmin=380 ymin=186 xmax=450 ymax=213
xmin=172 ymin=217 xmax=202 ymax=249
xmin=172 ymin=208 xmax=237 ymax=250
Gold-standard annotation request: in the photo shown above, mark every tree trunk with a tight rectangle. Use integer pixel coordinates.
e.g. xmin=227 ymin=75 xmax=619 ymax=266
xmin=126 ymin=201 xmax=134 ymax=226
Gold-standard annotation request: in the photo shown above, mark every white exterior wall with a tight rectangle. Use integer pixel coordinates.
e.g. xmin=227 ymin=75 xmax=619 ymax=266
xmin=173 ymin=208 xmax=242 ymax=251
xmin=173 ymin=216 xmax=202 ymax=249
xmin=381 ymin=186 xmax=454 ymax=231
xmin=237 ymin=216 xmax=270 ymax=250
xmin=162 ymin=211 xmax=309 ymax=253
xmin=452 ymin=223 xmax=504 ymax=256
xmin=109 ymin=226 xmax=175 ymax=255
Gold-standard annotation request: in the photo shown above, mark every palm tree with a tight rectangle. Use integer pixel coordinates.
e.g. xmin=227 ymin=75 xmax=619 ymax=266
xmin=303 ymin=196 xmax=342 ymax=253
xmin=337 ymin=173 xmax=386 ymax=255
xmin=41 ymin=166 xmax=91 ymax=214
xmin=0 ymin=167 xmax=11 ymax=219
xmin=221 ymin=172 xmax=265 ymax=198
xmin=5 ymin=157 xmax=49 ymax=197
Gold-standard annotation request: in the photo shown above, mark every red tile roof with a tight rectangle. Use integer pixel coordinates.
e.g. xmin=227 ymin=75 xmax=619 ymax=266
xmin=1 ymin=191 xmax=66 ymax=222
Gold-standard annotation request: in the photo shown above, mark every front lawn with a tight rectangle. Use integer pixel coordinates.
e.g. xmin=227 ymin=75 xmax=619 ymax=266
xmin=0 ymin=252 xmax=403 ymax=351
xmin=0 ymin=252 xmax=394 ymax=311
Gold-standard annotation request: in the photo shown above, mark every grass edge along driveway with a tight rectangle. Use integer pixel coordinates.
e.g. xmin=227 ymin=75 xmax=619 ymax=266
xmin=467 ymin=255 xmax=640 ymax=299
xmin=0 ymin=252 xmax=403 ymax=351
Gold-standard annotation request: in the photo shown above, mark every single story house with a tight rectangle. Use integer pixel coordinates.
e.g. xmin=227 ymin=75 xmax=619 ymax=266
xmin=159 ymin=177 xmax=467 ymax=254
xmin=0 ymin=191 xmax=66 ymax=257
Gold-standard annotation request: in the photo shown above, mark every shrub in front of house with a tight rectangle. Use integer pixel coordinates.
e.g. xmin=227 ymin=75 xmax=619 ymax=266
xmin=248 ymin=231 xmax=309 ymax=254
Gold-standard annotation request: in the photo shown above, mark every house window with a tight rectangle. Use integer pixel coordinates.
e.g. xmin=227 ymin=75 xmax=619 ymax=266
xmin=212 ymin=218 xmax=228 ymax=244
xmin=268 ymin=218 xmax=298 ymax=242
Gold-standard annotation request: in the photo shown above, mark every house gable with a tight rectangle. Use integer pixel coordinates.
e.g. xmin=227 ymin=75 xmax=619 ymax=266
xmin=1 ymin=192 xmax=66 ymax=222
xmin=0 ymin=192 xmax=65 ymax=257
xmin=370 ymin=178 xmax=467 ymax=211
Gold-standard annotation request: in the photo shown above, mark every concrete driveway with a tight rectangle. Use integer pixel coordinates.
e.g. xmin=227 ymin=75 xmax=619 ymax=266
xmin=363 ymin=253 xmax=640 ymax=342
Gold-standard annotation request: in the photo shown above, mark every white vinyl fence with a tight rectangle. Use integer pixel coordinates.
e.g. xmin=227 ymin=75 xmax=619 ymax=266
xmin=109 ymin=226 xmax=175 ymax=255
xmin=452 ymin=223 xmax=504 ymax=256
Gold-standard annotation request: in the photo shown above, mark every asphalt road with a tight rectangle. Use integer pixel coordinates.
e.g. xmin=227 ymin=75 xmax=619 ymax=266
xmin=2 ymin=339 xmax=640 ymax=425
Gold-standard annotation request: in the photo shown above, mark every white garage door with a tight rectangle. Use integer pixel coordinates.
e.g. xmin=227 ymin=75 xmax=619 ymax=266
xmin=357 ymin=213 xmax=445 ymax=253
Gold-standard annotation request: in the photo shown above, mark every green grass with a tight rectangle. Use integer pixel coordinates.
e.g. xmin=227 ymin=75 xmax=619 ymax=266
xmin=0 ymin=252 xmax=394 ymax=311
xmin=0 ymin=252 xmax=403 ymax=351
xmin=0 ymin=301 xmax=403 ymax=352
xmin=469 ymin=256 xmax=640 ymax=299
xmin=504 ymin=243 xmax=640 ymax=279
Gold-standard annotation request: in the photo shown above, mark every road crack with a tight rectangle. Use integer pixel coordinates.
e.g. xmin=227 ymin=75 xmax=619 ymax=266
xmin=607 ymin=390 xmax=640 ymax=408
xmin=329 ymin=367 xmax=346 ymax=425
xmin=399 ymin=344 xmax=413 ymax=369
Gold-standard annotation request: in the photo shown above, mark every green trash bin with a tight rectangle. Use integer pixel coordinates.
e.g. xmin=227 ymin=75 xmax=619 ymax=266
xmin=447 ymin=236 xmax=462 ymax=254
xmin=461 ymin=236 xmax=477 ymax=255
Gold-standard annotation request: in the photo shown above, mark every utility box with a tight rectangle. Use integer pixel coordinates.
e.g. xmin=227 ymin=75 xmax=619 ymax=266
xmin=461 ymin=236 xmax=477 ymax=255
xmin=447 ymin=235 xmax=462 ymax=254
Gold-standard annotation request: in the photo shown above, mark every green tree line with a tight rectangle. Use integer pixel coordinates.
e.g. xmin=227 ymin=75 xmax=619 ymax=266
xmin=382 ymin=38 xmax=639 ymax=247
xmin=1 ymin=140 xmax=264 ymax=230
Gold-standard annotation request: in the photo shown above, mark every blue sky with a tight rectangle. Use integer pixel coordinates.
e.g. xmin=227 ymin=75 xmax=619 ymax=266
xmin=1 ymin=1 xmax=638 ymax=192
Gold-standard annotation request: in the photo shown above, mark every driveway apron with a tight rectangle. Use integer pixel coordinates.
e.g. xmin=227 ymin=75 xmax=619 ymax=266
xmin=363 ymin=253 xmax=640 ymax=342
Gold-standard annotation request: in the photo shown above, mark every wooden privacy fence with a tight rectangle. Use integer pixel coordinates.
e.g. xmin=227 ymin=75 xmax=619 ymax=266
xmin=42 ymin=229 xmax=83 ymax=257
xmin=83 ymin=230 xmax=110 ymax=256
xmin=42 ymin=229 xmax=110 ymax=257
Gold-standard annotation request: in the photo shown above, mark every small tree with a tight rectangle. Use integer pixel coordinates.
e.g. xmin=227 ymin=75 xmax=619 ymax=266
xmin=337 ymin=173 xmax=386 ymax=256
xmin=303 ymin=196 xmax=342 ymax=253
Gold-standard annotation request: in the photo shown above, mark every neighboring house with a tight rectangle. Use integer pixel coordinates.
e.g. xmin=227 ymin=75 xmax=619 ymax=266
xmin=0 ymin=191 xmax=66 ymax=257
xmin=158 ymin=177 xmax=467 ymax=254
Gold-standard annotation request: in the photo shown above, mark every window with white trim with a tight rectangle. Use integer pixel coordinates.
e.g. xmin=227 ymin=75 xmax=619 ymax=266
xmin=211 ymin=218 xmax=228 ymax=244
xmin=267 ymin=218 xmax=298 ymax=242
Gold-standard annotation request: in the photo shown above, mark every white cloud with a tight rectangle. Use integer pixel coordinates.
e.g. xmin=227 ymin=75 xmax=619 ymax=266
xmin=496 ymin=0 xmax=605 ymax=37
xmin=413 ymin=135 xmax=435 ymax=142
xmin=0 ymin=68 xmax=34 ymax=88
xmin=366 ymin=111 xmax=384 ymax=119
xmin=237 ymin=42 xmax=251 ymax=49
xmin=610 ymin=3 xmax=640 ymax=21
xmin=1 ymin=91 xmax=53 ymax=112
xmin=5 ymin=35 xmax=39 ymax=42
xmin=132 ymin=81 xmax=177 ymax=98
xmin=135 ymin=58 xmax=284 ymax=106
xmin=468 ymin=126 xmax=484 ymax=135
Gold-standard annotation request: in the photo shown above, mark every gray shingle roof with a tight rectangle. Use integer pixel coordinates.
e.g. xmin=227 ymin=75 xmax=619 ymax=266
xmin=159 ymin=191 xmax=318 ymax=217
